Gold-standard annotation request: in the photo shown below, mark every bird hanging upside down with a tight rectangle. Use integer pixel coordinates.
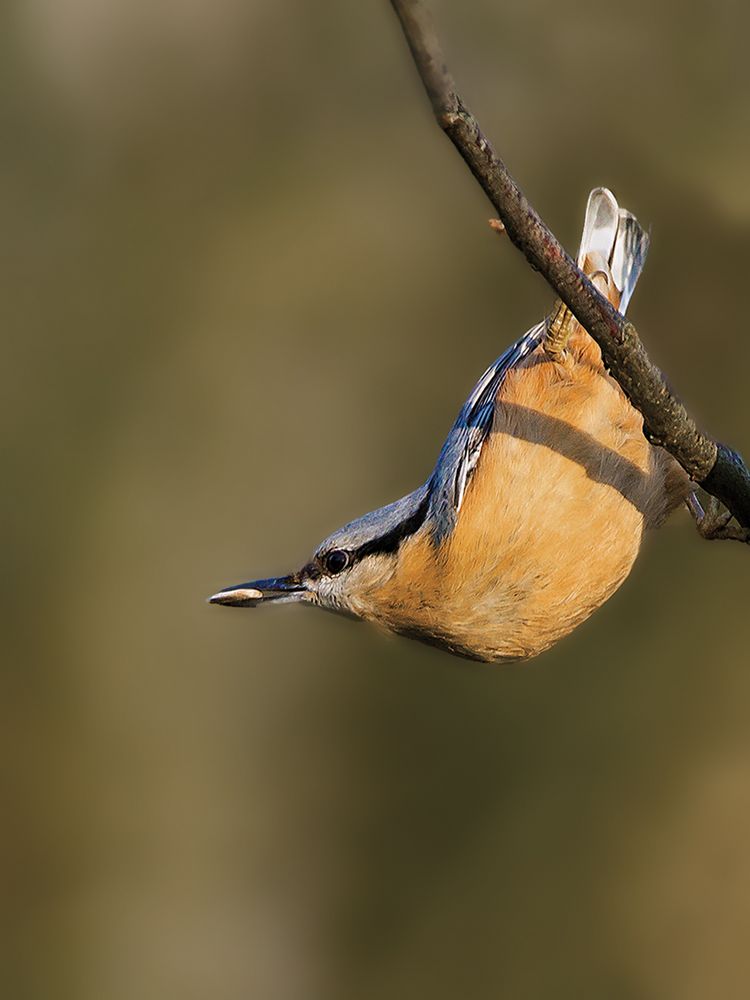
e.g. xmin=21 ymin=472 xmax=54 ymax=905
xmin=210 ymin=188 xmax=690 ymax=662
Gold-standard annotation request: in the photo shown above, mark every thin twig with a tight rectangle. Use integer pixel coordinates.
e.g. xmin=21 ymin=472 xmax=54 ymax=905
xmin=389 ymin=0 xmax=750 ymax=537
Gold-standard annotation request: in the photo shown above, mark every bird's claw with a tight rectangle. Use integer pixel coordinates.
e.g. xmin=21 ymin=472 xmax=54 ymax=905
xmin=687 ymin=492 xmax=750 ymax=543
xmin=544 ymin=302 xmax=574 ymax=361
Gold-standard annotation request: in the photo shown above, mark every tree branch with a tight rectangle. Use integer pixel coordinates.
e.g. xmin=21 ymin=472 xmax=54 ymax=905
xmin=389 ymin=0 xmax=750 ymax=537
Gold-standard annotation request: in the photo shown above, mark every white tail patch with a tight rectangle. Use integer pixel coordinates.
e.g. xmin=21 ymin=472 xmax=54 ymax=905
xmin=578 ymin=188 xmax=649 ymax=316
xmin=577 ymin=187 xmax=620 ymax=269
xmin=611 ymin=208 xmax=649 ymax=313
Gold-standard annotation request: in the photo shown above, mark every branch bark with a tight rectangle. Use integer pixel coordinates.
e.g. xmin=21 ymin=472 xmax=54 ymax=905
xmin=389 ymin=0 xmax=750 ymax=537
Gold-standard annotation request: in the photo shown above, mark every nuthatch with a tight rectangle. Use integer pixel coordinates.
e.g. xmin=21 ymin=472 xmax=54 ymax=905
xmin=210 ymin=189 xmax=689 ymax=662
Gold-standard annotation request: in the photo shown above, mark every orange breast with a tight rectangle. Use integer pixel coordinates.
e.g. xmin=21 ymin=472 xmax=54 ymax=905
xmin=371 ymin=332 xmax=689 ymax=662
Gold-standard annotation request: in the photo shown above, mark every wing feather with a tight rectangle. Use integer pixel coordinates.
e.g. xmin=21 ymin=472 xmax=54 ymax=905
xmin=428 ymin=321 xmax=546 ymax=541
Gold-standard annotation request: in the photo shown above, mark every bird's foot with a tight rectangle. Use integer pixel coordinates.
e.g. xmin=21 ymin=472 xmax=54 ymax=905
xmin=687 ymin=492 xmax=750 ymax=543
xmin=544 ymin=301 xmax=574 ymax=361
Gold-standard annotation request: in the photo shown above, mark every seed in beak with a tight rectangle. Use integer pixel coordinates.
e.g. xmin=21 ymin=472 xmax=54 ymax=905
xmin=208 ymin=587 xmax=264 ymax=606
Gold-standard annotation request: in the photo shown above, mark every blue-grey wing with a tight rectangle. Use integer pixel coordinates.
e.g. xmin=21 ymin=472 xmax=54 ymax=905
xmin=427 ymin=320 xmax=546 ymax=541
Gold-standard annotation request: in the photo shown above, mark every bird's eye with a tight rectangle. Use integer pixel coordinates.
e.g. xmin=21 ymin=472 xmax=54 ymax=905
xmin=324 ymin=549 xmax=350 ymax=575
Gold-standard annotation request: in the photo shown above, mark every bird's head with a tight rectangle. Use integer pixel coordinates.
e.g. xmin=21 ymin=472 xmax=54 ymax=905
xmin=208 ymin=485 xmax=431 ymax=622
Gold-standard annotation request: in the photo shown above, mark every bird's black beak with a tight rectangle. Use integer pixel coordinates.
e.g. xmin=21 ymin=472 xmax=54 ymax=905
xmin=207 ymin=574 xmax=306 ymax=607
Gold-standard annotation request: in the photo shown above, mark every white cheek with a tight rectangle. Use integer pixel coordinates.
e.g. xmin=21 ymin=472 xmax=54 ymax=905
xmin=313 ymin=575 xmax=351 ymax=612
xmin=311 ymin=557 xmax=397 ymax=616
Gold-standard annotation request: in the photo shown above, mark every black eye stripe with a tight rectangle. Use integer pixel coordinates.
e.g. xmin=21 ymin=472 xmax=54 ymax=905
xmin=352 ymin=491 xmax=430 ymax=560
xmin=316 ymin=492 xmax=430 ymax=576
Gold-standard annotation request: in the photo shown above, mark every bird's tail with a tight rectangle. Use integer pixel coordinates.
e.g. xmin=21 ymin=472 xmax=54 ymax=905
xmin=545 ymin=187 xmax=649 ymax=356
xmin=577 ymin=186 xmax=649 ymax=314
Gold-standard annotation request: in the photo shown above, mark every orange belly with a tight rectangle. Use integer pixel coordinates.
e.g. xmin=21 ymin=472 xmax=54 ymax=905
xmin=371 ymin=337 xmax=689 ymax=662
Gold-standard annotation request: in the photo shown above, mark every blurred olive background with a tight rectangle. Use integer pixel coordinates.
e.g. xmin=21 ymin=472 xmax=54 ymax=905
xmin=4 ymin=1 xmax=750 ymax=998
